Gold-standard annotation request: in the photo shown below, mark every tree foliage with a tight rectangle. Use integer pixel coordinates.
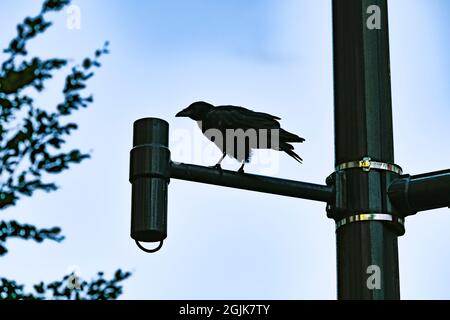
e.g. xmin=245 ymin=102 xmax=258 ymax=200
xmin=1 ymin=270 xmax=131 ymax=300
xmin=0 ymin=0 xmax=130 ymax=299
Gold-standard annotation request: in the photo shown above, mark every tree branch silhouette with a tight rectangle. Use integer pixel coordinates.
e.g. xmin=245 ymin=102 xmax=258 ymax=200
xmin=0 ymin=0 xmax=130 ymax=299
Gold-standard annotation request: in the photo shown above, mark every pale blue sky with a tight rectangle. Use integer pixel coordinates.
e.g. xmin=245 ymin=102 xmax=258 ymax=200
xmin=0 ymin=0 xmax=449 ymax=299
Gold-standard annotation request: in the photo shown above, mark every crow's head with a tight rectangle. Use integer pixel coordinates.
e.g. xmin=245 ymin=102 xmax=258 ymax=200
xmin=176 ymin=101 xmax=214 ymax=121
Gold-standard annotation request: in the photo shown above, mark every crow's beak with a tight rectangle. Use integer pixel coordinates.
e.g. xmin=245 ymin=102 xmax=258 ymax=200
xmin=175 ymin=109 xmax=191 ymax=117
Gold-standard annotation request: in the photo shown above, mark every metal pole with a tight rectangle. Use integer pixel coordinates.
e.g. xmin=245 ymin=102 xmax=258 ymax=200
xmin=170 ymin=162 xmax=334 ymax=203
xmin=332 ymin=0 xmax=400 ymax=299
xmin=389 ymin=169 xmax=450 ymax=215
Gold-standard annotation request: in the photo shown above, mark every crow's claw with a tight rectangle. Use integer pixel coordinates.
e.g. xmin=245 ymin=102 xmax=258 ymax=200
xmin=210 ymin=164 xmax=223 ymax=175
xmin=237 ymin=168 xmax=245 ymax=174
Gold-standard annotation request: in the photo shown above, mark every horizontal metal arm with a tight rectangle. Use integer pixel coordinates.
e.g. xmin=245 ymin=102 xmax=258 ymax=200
xmin=170 ymin=162 xmax=334 ymax=203
xmin=388 ymin=169 xmax=450 ymax=215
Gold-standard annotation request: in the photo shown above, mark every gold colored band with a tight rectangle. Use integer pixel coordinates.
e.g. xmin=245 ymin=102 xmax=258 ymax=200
xmin=335 ymin=157 xmax=403 ymax=175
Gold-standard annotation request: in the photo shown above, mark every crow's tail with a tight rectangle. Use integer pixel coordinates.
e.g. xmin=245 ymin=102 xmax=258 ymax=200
xmin=280 ymin=129 xmax=305 ymax=143
xmin=280 ymin=142 xmax=303 ymax=164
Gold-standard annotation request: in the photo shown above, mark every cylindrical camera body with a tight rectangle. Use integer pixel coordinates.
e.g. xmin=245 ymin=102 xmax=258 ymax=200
xmin=130 ymin=118 xmax=170 ymax=242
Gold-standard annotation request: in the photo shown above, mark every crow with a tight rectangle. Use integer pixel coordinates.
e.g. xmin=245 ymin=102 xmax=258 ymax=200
xmin=176 ymin=101 xmax=305 ymax=173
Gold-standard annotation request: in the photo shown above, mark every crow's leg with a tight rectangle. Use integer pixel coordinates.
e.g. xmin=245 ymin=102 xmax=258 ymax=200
xmin=238 ymin=162 xmax=245 ymax=174
xmin=210 ymin=153 xmax=226 ymax=172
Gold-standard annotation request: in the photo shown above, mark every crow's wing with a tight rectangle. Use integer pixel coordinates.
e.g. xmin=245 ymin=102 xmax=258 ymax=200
xmin=203 ymin=106 xmax=281 ymax=132
xmin=203 ymin=106 xmax=304 ymax=143
xmin=219 ymin=105 xmax=281 ymax=120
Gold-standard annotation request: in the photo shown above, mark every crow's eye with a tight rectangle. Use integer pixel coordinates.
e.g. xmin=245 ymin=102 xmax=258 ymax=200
xmin=211 ymin=136 xmax=216 ymax=142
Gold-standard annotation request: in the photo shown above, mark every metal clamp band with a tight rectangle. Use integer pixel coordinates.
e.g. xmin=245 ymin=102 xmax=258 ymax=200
xmin=335 ymin=157 xmax=403 ymax=174
xmin=335 ymin=213 xmax=404 ymax=230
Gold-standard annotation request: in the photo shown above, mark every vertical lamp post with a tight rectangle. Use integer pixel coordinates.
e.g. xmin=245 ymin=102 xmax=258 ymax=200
xmin=330 ymin=0 xmax=401 ymax=299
